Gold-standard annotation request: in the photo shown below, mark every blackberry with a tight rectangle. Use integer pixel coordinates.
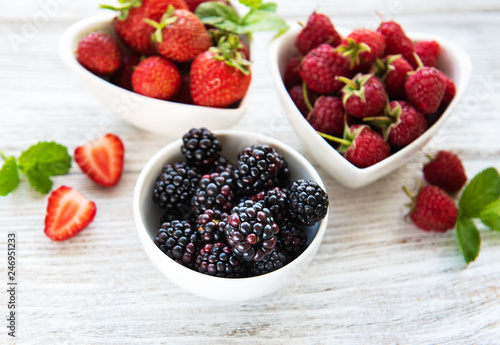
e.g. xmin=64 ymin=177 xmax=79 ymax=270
xmin=195 ymin=208 xmax=228 ymax=244
xmin=288 ymin=179 xmax=329 ymax=226
xmin=213 ymin=155 xmax=235 ymax=174
xmin=255 ymin=187 xmax=290 ymax=225
xmin=249 ymin=249 xmax=287 ymax=276
xmin=276 ymin=218 xmax=307 ymax=262
xmin=224 ymin=200 xmax=279 ymax=262
xmin=181 ymin=128 xmax=222 ymax=169
xmin=195 ymin=242 xmax=248 ymax=278
xmin=154 ymin=220 xmax=199 ymax=268
xmin=152 ymin=161 xmax=201 ymax=219
xmin=234 ymin=144 xmax=285 ymax=196
xmin=272 ymin=159 xmax=291 ymax=188
xmin=191 ymin=171 xmax=235 ymax=217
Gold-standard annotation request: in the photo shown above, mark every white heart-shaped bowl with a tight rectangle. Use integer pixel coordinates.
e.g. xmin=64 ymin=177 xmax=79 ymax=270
xmin=133 ymin=130 xmax=328 ymax=301
xmin=269 ymin=26 xmax=471 ymax=189
xmin=59 ymin=13 xmax=250 ymax=137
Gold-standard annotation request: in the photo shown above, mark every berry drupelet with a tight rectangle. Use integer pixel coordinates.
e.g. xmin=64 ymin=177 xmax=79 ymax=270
xmin=276 ymin=218 xmax=308 ymax=262
xmin=249 ymin=249 xmax=287 ymax=276
xmin=195 ymin=242 xmax=248 ymax=278
xmin=288 ymin=179 xmax=329 ymax=226
xmin=195 ymin=208 xmax=228 ymax=244
xmin=224 ymin=200 xmax=279 ymax=262
xmin=181 ymin=128 xmax=222 ymax=169
xmin=191 ymin=171 xmax=235 ymax=217
xmin=233 ymin=144 xmax=285 ymax=196
xmin=154 ymin=220 xmax=199 ymax=268
xmin=152 ymin=161 xmax=201 ymax=218
xmin=252 ymin=187 xmax=290 ymax=226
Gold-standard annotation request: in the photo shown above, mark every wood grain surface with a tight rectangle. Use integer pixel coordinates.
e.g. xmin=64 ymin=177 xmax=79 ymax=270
xmin=1 ymin=1 xmax=499 ymax=344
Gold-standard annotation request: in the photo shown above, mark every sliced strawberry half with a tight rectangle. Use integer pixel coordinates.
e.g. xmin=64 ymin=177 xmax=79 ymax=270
xmin=74 ymin=133 xmax=124 ymax=187
xmin=44 ymin=186 xmax=97 ymax=241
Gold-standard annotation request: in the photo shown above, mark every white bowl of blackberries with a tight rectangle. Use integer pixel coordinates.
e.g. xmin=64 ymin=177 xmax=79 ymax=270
xmin=133 ymin=128 xmax=329 ymax=301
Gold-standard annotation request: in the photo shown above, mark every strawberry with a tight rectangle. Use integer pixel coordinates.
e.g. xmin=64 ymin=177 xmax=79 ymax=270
xmin=101 ymin=0 xmax=189 ymax=55
xmin=307 ymin=96 xmax=346 ymax=137
xmin=111 ymin=55 xmax=141 ymax=91
xmin=338 ymin=73 xmax=387 ymax=119
xmin=404 ymin=184 xmax=458 ymax=232
xmin=338 ymin=28 xmax=386 ymax=70
xmin=295 ymin=12 xmax=342 ymax=55
xmin=44 ymin=186 xmax=97 ymax=241
xmin=364 ymin=101 xmax=427 ymax=148
xmin=438 ymin=71 xmax=456 ymax=108
xmin=190 ymin=35 xmax=251 ymax=108
xmin=184 ymin=0 xmax=229 ymax=12
xmin=298 ymin=44 xmax=351 ymax=94
xmin=423 ymin=151 xmax=467 ymax=194
xmin=405 ymin=65 xmax=446 ymax=114
xmin=288 ymin=84 xmax=317 ymax=116
xmin=146 ymin=5 xmax=212 ymax=62
xmin=283 ymin=55 xmax=303 ymax=88
xmin=76 ymin=32 xmax=122 ymax=76
xmin=320 ymin=124 xmax=391 ymax=168
xmin=376 ymin=21 xmax=414 ymax=63
xmin=132 ymin=56 xmax=181 ymax=100
xmin=413 ymin=40 xmax=440 ymax=68
xmin=371 ymin=54 xmax=414 ymax=100
xmin=74 ymin=133 xmax=125 ymax=187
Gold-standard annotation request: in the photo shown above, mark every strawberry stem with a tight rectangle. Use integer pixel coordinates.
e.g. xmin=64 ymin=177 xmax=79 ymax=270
xmin=318 ymin=132 xmax=351 ymax=146
xmin=302 ymin=81 xmax=314 ymax=112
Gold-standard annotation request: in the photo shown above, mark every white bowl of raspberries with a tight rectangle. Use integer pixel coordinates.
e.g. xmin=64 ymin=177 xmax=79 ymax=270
xmin=59 ymin=0 xmax=252 ymax=137
xmin=133 ymin=128 xmax=329 ymax=301
xmin=269 ymin=12 xmax=471 ymax=189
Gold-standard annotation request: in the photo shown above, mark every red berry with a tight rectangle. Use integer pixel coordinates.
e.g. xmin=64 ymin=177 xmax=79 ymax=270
xmin=190 ymin=36 xmax=251 ymax=108
xmin=299 ymin=44 xmax=351 ymax=94
xmin=338 ymin=28 xmax=386 ymax=69
xmin=376 ymin=21 xmax=414 ymax=63
xmin=76 ymin=32 xmax=122 ymax=76
xmin=111 ymin=55 xmax=141 ymax=91
xmin=423 ymin=151 xmax=467 ymax=194
xmin=147 ymin=7 xmax=212 ymax=62
xmin=413 ymin=40 xmax=441 ymax=68
xmin=384 ymin=101 xmax=427 ymax=147
xmin=405 ymin=67 xmax=446 ymax=114
xmin=132 ymin=56 xmax=181 ymax=100
xmin=44 ymin=186 xmax=97 ymax=241
xmin=74 ymin=133 xmax=125 ymax=187
xmin=438 ymin=71 xmax=456 ymax=108
xmin=406 ymin=185 xmax=458 ymax=232
xmin=340 ymin=74 xmax=387 ymax=119
xmin=371 ymin=54 xmax=414 ymax=100
xmin=288 ymin=84 xmax=317 ymax=116
xmin=307 ymin=96 xmax=345 ymax=137
xmin=295 ymin=12 xmax=342 ymax=55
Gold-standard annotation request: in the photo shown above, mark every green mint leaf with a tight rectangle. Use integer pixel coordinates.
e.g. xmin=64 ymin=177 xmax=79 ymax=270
xmin=480 ymin=200 xmax=500 ymax=231
xmin=18 ymin=142 xmax=71 ymax=177
xmin=459 ymin=167 xmax=500 ymax=218
xmin=240 ymin=9 xmax=289 ymax=33
xmin=255 ymin=2 xmax=277 ymax=12
xmin=23 ymin=167 xmax=53 ymax=194
xmin=0 ymin=155 xmax=20 ymax=196
xmin=456 ymin=216 xmax=481 ymax=264
xmin=196 ymin=2 xmax=241 ymax=24
xmin=238 ymin=0 xmax=263 ymax=9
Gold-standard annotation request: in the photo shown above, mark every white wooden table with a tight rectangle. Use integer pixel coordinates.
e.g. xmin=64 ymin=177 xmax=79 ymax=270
xmin=1 ymin=1 xmax=500 ymax=344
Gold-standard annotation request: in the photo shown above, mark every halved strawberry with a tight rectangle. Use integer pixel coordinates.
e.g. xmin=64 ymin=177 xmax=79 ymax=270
xmin=44 ymin=186 xmax=97 ymax=241
xmin=74 ymin=133 xmax=124 ymax=187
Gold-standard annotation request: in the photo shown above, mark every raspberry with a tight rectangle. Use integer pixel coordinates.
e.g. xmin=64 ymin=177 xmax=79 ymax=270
xmin=339 ymin=74 xmax=387 ymax=119
xmin=413 ymin=40 xmax=441 ymax=68
xmin=423 ymin=151 xmax=467 ymax=194
xmin=295 ymin=11 xmax=342 ymax=55
xmin=405 ymin=67 xmax=446 ymax=114
xmin=376 ymin=21 xmax=414 ymax=63
xmin=307 ymin=96 xmax=346 ymax=137
xmin=288 ymin=84 xmax=317 ymax=116
xmin=338 ymin=28 xmax=386 ymax=69
xmin=283 ymin=55 xmax=303 ymax=88
xmin=371 ymin=55 xmax=414 ymax=100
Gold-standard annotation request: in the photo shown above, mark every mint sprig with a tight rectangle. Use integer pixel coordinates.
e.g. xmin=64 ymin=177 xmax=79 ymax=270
xmin=195 ymin=0 xmax=288 ymax=38
xmin=0 ymin=142 xmax=71 ymax=195
xmin=456 ymin=167 xmax=500 ymax=264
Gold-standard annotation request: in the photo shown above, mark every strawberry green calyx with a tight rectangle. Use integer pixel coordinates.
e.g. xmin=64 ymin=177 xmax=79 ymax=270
xmin=338 ymin=73 xmax=373 ymax=106
xmin=364 ymin=101 xmax=401 ymax=140
xmin=372 ymin=54 xmax=401 ymax=81
xmin=210 ymin=34 xmax=251 ymax=75
xmin=144 ymin=5 xmax=178 ymax=43
xmin=318 ymin=124 xmax=364 ymax=154
xmin=337 ymin=37 xmax=371 ymax=69
xmin=100 ymin=0 xmax=142 ymax=20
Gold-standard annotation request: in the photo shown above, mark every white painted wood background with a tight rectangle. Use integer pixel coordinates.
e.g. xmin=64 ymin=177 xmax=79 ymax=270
xmin=1 ymin=1 xmax=500 ymax=344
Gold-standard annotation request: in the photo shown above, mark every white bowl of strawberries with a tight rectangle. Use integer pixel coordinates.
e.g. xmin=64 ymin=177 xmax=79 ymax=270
xmin=59 ymin=1 xmax=252 ymax=138
xmin=269 ymin=13 xmax=471 ymax=189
